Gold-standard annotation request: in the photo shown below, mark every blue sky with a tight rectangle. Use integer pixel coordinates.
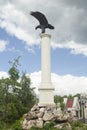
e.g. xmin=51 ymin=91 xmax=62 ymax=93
xmin=0 ymin=0 xmax=87 ymax=95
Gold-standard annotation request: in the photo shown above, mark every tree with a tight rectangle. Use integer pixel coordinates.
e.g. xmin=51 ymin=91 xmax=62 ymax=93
xmin=0 ymin=57 xmax=36 ymax=126
xmin=8 ymin=56 xmax=21 ymax=94
xmin=0 ymin=78 xmax=11 ymax=122
xmin=68 ymin=94 xmax=73 ymax=99
xmin=54 ymin=95 xmax=65 ymax=111
xmin=0 ymin=73 xmax=21 ymax=123
xmin=8 ymin=56 xmax=20 ymax=81
xmin=19 ymin=72 xmax=36 ymax=112
xmin=54 ymin=95 xmax=63 ymax=105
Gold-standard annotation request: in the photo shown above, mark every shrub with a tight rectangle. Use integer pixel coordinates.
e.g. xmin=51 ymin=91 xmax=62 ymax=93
xmin=0 ymin=121 xmax=7 ymax=130
xmin=43 ymin=121 xmax=55 ymax=130
xmin=11 ymin=120 xmax=22 ymax=130
xmin=71 ymin=120 xmax=84 ymax=130
xmin=29 ymin=127 xmax=42 ymax=130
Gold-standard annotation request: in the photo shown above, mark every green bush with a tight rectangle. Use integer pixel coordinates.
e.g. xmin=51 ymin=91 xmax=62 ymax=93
xmin=11 ymin=120 xmax=22 ymax=130
xmin=30 ymin=127 xmax=42 ymax=130
xmin=71 ymin=120 xmax=84 ymax=130
xmin=0 ymin=121 xmax=7 ymax=130
xmin=43 ymin=121 xmax=56 ymax=130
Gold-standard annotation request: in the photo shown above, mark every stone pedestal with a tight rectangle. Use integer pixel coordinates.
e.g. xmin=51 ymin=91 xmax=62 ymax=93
xmin=22 ymin=104 xmax=72 ymax=130
xmin=38 ymin=33 xmax=55 ymax=106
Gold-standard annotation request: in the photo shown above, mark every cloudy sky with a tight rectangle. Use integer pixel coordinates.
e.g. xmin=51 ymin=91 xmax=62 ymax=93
xmin=0 ymin=0 xmax=87 ymax=95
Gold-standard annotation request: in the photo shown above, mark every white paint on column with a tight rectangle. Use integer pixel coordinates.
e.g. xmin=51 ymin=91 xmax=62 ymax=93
xmin=38 ymin=33 xmax=55 ymax=106
xmin=40 ymin=33 xmax=51 ymax=83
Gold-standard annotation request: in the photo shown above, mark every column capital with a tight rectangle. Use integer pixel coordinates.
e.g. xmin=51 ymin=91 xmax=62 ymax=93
xmin=40 ymin=33 xmax=51 ymax=39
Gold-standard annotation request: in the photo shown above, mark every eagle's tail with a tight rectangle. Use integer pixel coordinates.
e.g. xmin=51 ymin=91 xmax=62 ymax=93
xmin=48 ymin=24 xmax=54 ymax=29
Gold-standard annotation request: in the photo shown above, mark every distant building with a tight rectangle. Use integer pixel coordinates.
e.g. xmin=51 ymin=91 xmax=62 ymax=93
xmin=80 ymin=93 xmax=87 ymax=122
xmin=64 ymin=97 xmax=80 ymax=118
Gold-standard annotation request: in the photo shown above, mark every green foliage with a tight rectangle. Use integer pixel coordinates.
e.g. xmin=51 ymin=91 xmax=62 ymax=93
xmin=19 ymin=72 xmax=36 ymax=112
xmin=60 ymin=102 xmax=65 ymax=111
xmin=11 ymin=120 xmax=22 ymax=130
xmin=30 ymin=126 xmax=59 ymax=130
xmin=0 ymin=57 xmax=36 ymax=127
xmin=71 ymin=120 xmax=84 ymax=130
xmin=54 ymin=95 xmax=63 ymax=104
xmin=68 ymin=94 xmax=74 ymax=99
xmin=0 ymin=121 xmax=7 ymax=130
xmin=43 ymin=121 xmax=55 ymax=130
xmin=30 ymin=127 xmax=42 ymax=130
xmin=8 ymin=56 xmax=20 ymax=81
xmin=73 ymin=94 xmax=80 ymax=99
xmin=54 ymin=95 xmax=65 ymax=111
xmin=9 ymin=67 xmax=19 ymax=81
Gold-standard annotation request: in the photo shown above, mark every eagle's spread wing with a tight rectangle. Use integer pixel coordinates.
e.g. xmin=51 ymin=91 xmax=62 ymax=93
xmin=30 ymin=11 xmax=48 ymax=25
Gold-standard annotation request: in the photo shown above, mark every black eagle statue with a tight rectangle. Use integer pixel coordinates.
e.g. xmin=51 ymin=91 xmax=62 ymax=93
xmin=30 ymin=11 xmax=54 ymax=33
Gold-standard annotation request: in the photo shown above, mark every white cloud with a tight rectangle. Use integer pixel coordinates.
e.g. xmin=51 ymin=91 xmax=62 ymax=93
xmin=30 ymin=71 xmax=41 ymax=94
xmin=0 ymin=0 xmax=87 ymax=56
xmin=0 ymin=71 xmax=87 ymax=96
xmin=52 ymin=40 xmax=87 ymax=56
xmin=69 ymin=42 xmax=87 ymax=56
xmin=0 ymin=40 xmax=8 ymax=52
xmin=30 ymin=71 xmax=87 ymax=96
xmin=0 ymin=20 xmax=36 ymax=45
xmin=7 ymin=47 xmax=22 ymax=55
xmin=0 ymin=2 xmax=38 ymax=45
xmin=25 ymin=46 xmax=35 ymax=53
xmin=52 ymin=73 xmax=87 ymax=95
xmin=0 ymin=71 xmax=8 ymax=78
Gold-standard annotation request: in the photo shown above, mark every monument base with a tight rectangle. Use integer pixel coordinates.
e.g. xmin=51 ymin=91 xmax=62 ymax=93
xmin=22 ymin=104 xmax=71 ymax=130
xmin=38 ymin=83 xmax=55 ymax=106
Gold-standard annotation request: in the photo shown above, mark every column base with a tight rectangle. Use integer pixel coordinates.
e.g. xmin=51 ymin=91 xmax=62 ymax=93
xmin=38 ymin=82 xmax=55 ymax=106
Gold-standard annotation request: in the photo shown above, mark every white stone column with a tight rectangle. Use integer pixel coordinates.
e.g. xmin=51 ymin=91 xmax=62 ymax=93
xmin=38 ymin=33 xmax=55 ymax=106
xmin=41 ymin=33 xmax=51 ymax=84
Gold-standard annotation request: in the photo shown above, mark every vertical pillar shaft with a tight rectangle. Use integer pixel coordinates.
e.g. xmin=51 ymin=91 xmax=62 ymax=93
xmin=40 ymin=33 xmax=51 ymax=83
xmin=38 ymin=33 xmax=54 ymax=106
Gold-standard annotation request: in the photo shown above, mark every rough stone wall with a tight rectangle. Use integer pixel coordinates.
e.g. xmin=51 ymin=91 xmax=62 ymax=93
xmin=22 ymin=104 xmax=75 ymax=130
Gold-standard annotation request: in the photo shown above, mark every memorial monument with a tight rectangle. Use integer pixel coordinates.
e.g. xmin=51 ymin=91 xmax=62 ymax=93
xmin=30 ymin=11 xmax=55 ymax=106
xmin=22 ymin=12 xmax=73 ymax=129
